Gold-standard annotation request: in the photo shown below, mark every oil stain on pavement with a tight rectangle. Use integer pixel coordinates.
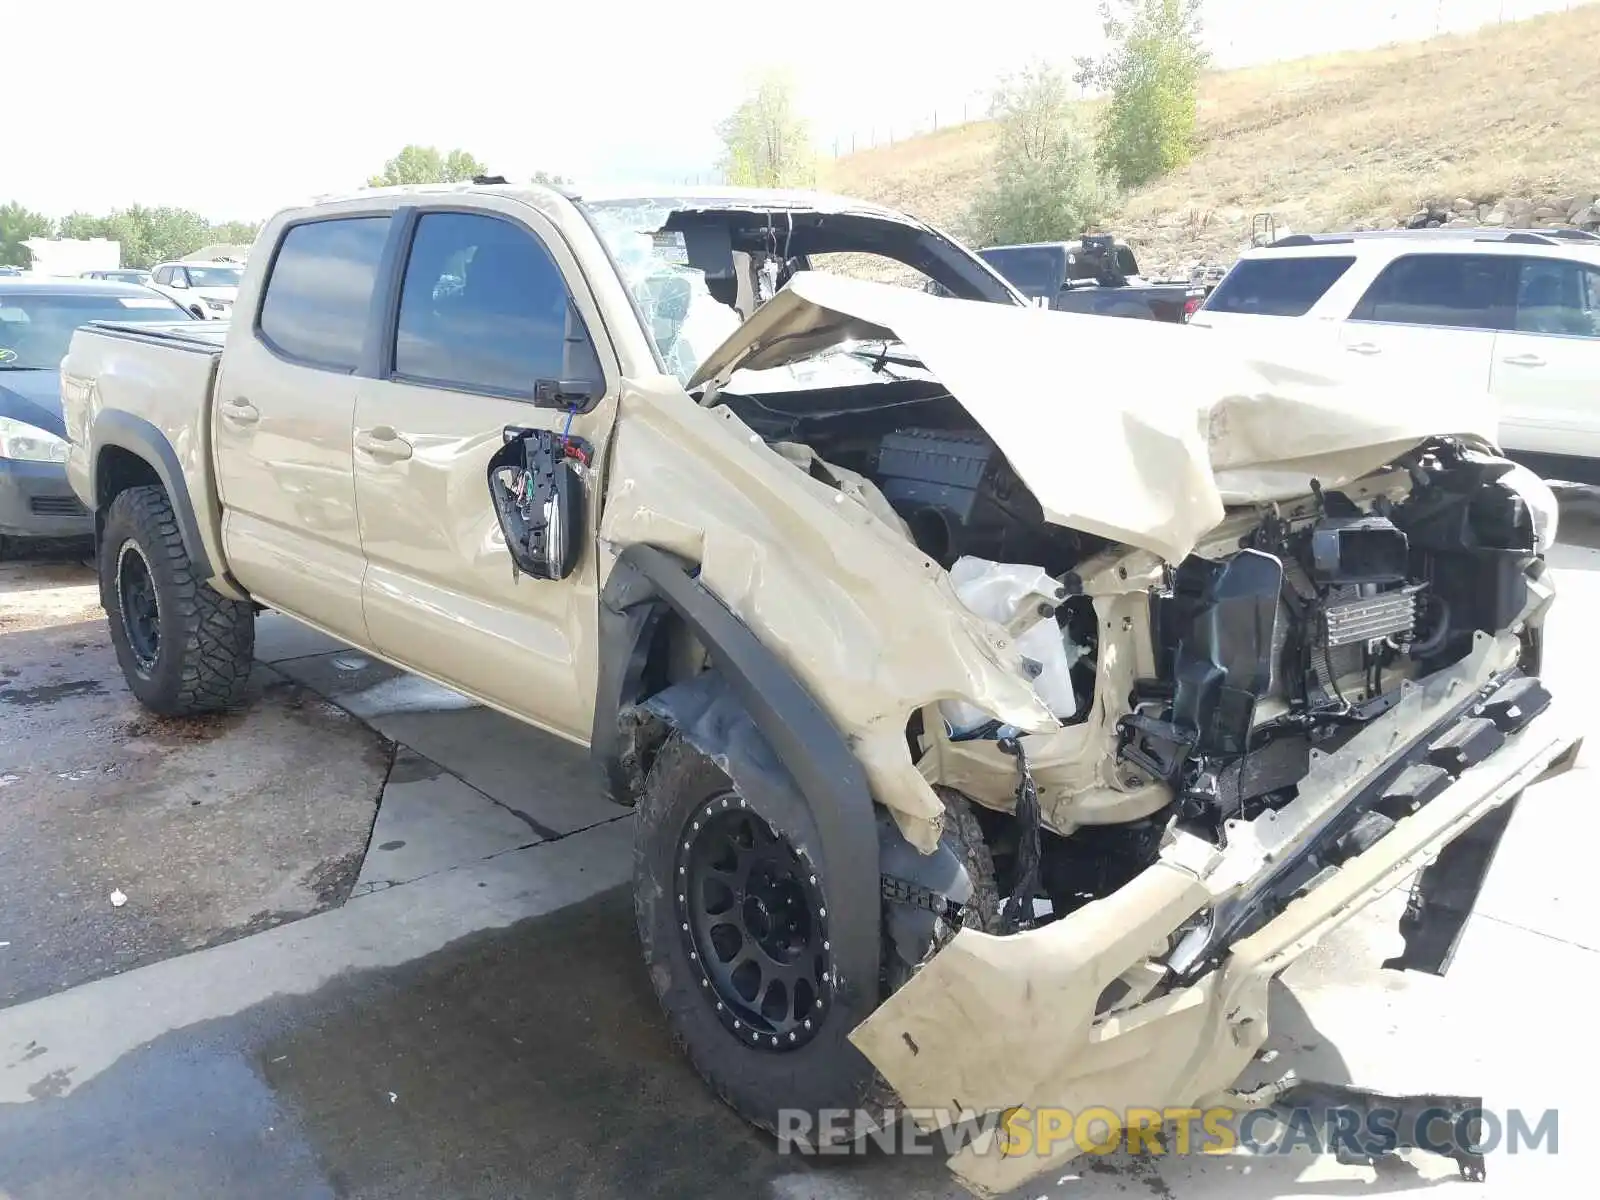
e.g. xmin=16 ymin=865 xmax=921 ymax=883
xmin=0 ymin=889 xmax=961 ymax=1200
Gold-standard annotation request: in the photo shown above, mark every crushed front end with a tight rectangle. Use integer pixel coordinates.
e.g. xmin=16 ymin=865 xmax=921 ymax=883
xmin=850 ymin=440 xmax=1580 ymax=1196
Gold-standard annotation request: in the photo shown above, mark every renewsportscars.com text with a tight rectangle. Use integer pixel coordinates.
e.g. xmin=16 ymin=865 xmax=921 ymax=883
xmin=776 ymin=1105 xmax=1559 ymax=1159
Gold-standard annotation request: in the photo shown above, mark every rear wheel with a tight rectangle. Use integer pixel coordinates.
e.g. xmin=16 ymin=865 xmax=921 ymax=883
xmin=100 ymin=485 xmax=255 ymax=715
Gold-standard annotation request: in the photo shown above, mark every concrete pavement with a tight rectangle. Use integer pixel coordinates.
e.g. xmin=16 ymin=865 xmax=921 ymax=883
xmin=0 ymin=559 xmax=389 ymax=1009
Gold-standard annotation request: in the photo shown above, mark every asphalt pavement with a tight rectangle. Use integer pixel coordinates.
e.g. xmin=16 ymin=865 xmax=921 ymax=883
xmin=1 ymin=514 xmax=1597 ymax=1199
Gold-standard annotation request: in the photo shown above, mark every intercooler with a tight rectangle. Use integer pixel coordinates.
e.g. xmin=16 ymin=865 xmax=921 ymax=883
xmin=1270 ymin=568 xmax=1422 ymax=701
xmin=1322 ymin=584 xmax=1424 ymax=648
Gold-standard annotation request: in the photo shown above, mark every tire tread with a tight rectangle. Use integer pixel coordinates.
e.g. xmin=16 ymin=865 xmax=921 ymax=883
xmin=101 ymin=485 xmax=254 ymax=715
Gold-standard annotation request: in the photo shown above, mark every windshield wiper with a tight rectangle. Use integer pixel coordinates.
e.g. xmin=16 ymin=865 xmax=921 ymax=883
xmin=845 ymin=342 xmax=926 ymax=374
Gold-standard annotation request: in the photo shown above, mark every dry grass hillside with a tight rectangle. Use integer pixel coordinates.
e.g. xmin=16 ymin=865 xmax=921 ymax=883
xmin=822 ymin=3 xmax=1600 ymax=276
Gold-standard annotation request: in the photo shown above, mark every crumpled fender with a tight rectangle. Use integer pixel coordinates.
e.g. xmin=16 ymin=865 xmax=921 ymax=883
xmin=597 ymin=377 xmax=1056 ymax=851
xmin=640 ymin=670 xmax=881 ymax=1013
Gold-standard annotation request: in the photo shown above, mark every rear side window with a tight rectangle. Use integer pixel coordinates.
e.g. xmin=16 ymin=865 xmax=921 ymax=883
xmin=392 ymin=211 xmax=595 ymax=396
xmin=978 ymin=246 xmax=1066 ymax=297
xmin=1512 ymin=257 xmax=1600 ymax=338
xmin=258 ymin=216 xmax=391 ymax=371
xmin=1202 ymin=256 xmax=1355 ymax=317
xmin=1066 ymin=244 xmax=1139 ymax=281
xmin=1350 ymin=253 xmax=1514 ymax=330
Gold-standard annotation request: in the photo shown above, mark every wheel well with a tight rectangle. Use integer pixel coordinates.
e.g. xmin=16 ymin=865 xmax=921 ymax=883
xmin=615 ymin=608 xmax=707 ymax=800
xmin=96 ymin=446 xmax=163 ymax=512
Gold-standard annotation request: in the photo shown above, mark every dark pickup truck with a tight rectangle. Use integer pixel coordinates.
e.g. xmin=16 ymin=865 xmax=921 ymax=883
xmin=973 ymin=236 xmax=1207 ymax=323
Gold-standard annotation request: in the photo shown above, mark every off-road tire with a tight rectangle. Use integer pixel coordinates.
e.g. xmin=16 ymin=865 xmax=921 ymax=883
xmin=634 ymin=734 xmax=880 ymax=1136
xmin=860 ymin=787 xmax=1003 ymax=1121
xmin=934 ymin=786 xmax=1002 ymax=936
xmin=100 ymin=484 xmax=255 ymax=715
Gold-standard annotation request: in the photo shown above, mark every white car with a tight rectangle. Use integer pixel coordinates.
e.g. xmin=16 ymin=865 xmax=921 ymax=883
xmin=1191 ymin=228 xmax=1600 ymax=483
xmin=147 ymin=260 xmax=244 ymax=320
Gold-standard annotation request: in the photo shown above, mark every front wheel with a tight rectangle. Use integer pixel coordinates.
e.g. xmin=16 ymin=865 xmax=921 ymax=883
xmin=634 ymin=734 xmax=879 ymax=1133
xmin=100 ymin=485 xmax=255 ymax=715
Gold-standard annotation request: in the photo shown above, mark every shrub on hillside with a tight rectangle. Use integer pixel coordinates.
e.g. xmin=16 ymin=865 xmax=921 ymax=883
xmin=1076 ymin=0 xmax=1209 ymax=190
xmin=965 ymin=63 xmax=1113 ymax=247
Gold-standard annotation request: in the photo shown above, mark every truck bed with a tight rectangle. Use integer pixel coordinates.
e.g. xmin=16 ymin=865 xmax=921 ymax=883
xmin=84 ymin=319 xmax=229 ymax=355
xmin=60 ymin=320 xmax=231 ymax=589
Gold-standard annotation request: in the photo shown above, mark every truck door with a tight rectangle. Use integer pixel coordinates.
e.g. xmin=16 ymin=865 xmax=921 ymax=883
xmin=213 ymin=212 xmax=392 ymax=642
xmin=351 ymin=203 xmax=618 ymax=741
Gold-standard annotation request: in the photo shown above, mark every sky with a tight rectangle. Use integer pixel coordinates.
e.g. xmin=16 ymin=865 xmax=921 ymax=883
xmin=5 ymin=0 xmax=1587 ymax=223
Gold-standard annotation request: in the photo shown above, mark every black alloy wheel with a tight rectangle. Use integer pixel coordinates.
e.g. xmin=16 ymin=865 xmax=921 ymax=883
xmin=676 ymin=793 xmax=833 ymax=1051
xmin=115 ymin=538 xmax=161 ymax=675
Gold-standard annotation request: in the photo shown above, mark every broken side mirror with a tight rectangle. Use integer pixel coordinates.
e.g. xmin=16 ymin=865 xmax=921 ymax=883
xmin=487 ymin=427 xmax=586 ymax=581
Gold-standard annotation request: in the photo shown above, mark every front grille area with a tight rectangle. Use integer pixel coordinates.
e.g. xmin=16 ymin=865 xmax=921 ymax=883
xmin=29 ymin=495 xmax=87 ymax=517
xmin=1323 ymin=585 xmax=1422 ymax=648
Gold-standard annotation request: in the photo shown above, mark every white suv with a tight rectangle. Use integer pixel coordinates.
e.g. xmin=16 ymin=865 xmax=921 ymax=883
xmin=147 ymin=260 xmax=244 ymax=320
xmin=1191 ymin=229 xmax=1600 ymax=482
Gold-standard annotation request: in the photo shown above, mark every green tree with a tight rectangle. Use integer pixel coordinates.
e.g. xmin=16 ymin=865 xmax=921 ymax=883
xmin=58 ymin=211 xmax=111 ymax=241
xmin=367 ymin=145 xmax=488 ymax=187
xmin=715 ymin=71 xmax=814 ymax=187
xmin=965 ymin=63 xmax=1113 ymax=246
xmin=0 ymin=202 xmax=54 ymax=268
xmin=208 ymin=220 xmax=263 ymax=248
xmin=141 ymin=207 xmax=213 ymax=264
xmin=1075 ymin=0 xmax=1209 ymax=190
xmin=96 ymin=209 xmax=156 ymax=268
xmin=9 ymin=204 xmax=261 ymax=270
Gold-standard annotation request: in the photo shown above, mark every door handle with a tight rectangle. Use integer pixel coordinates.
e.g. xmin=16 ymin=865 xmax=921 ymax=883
xmin=1345 ymin=342 xmax=1382 ymax=355
xmin=1501 ymin=353 xmax=1546 ymax=368
xmin=356 ymin=425 xmax=414 ymax=461
xmin=220 ymin=396 xmax=259 ymax=424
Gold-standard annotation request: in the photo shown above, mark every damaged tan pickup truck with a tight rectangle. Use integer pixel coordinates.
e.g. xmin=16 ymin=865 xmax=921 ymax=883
xmin=60 ymin=182 xmax=1580 ymax=1195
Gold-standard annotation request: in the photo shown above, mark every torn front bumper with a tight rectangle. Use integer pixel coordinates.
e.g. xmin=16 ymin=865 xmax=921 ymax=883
xmin=849 ymin=635 xmax=1580 ymax=1198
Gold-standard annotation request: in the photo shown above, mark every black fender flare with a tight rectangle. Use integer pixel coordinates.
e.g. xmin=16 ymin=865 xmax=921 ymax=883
xmin=592 ymin=543 xmax=880 ymax=1004
xmin=89 ymin=409 xmax=215 ymax=581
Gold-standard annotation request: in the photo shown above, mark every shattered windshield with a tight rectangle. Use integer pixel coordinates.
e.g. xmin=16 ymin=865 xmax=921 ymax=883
xmin=578 ymin=197 xmax=1021 ymax=386
xmin=579 ymin=200 xmax=745 ymax=384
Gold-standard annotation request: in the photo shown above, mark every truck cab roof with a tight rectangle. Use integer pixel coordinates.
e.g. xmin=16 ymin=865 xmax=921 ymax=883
xmin=307 ymin=181 xmax=930 ymax=226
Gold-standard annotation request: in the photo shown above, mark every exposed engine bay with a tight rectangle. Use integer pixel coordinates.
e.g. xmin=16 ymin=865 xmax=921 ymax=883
xmin=717 ymin=367 xmax=1552 ymax=922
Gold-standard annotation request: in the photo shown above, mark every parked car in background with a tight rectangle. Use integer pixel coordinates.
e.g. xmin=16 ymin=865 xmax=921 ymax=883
xmin=0 ymin=265 xmax=22 ymax=278
xmin=0 ymin=279 xmax=194 ymax=555
xmin=57 ymin=181 xmax=1577 ymax=1196
xmin=974 ymin=236 xmax=1208 ymax=322
xmin=147 ymin=260 xmax=244 ymax=319
xmin=1191 ymin=228 xmax=1600 ymax=483
xmin=82 ymin=268 xmax=153 ymax=286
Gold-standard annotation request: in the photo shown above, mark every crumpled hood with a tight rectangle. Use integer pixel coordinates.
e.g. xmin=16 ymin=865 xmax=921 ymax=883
xmin=688 ymin=273 xmax=1501 ymax=562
